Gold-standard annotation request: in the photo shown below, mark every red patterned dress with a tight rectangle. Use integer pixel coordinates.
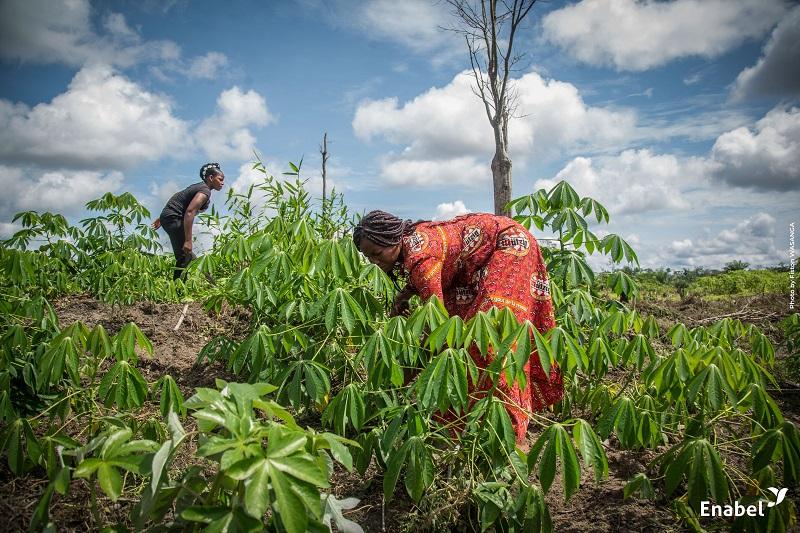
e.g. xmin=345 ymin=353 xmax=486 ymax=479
xmin=400 ymin=213 xmax=563 ymax=442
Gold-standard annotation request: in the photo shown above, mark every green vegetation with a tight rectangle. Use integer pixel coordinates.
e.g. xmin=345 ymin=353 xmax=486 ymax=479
xmin=690 ymin=270 xmax=788 ymax=297
xmin=1 ymin=168 xmax=798 ymax=532
xmin=782 ymin=315 xmax=800 ymax=384
xmin=601 ymin=267 xmax=790 ymax=301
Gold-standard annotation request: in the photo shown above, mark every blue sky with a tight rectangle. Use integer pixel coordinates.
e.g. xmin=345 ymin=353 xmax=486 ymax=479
xmin=1 ymin=0 xmax=798 ymax=270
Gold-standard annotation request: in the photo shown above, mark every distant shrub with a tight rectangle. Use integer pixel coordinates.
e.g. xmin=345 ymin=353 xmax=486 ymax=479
xmin=652 ymin=268 xmax=670 ymax=284
xmin=600 ymin=267 xmax=788 ymax=299
xmin=689 ymin=270 xmax=788 ymax=296
xmin=769 ymin=262 xmax=790 ymax=272
xmin=723 ymin=260 xmax=749 ymax=272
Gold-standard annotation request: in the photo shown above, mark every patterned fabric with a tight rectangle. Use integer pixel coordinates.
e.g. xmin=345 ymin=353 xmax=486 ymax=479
xmin=400 ymin=213 xmax=563 ymax=443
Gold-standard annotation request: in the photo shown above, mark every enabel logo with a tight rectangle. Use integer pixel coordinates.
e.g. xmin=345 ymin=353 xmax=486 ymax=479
xmin=700 ymin=487 xmax=788 ymax=518
xmin=768 ymin=487 xmax=788 ymax=507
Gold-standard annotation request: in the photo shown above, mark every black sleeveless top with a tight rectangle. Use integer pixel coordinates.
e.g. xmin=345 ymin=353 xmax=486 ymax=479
xmin=160 ymin=182 xmax=212 ymax=220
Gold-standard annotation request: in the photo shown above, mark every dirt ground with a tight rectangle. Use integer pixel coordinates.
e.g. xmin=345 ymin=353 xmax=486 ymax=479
xmin=53 ymin=295 xmax=242 ymax=387
xmin=636 ymin=293 xmax=791 ymax=341
xmin=1 ymin=292 xmax=797 ymax=532
xmin=0 ymin=296 xmax=242 ymax=532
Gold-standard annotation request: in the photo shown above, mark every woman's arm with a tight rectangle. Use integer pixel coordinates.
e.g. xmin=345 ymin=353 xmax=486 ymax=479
xmin=403 ymin=241 xmax=444 ymax=304
xmin=182 ymin=192 xmax=208 ymax=253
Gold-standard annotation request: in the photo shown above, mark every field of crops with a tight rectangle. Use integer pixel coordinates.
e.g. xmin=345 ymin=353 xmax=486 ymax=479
xmin=1 ymin=171 xmax=798 ymax=532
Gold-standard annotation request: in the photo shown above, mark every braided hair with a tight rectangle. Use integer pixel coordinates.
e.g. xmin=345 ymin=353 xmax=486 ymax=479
xmin=199 ymin=162 xmax=222 ymax=183
xmin=353 ymin=210 xmax=415 ymax=251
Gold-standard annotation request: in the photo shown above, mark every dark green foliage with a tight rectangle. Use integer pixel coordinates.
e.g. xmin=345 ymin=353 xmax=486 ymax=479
xmin=1 ymin=169 xmax=796 ymax=532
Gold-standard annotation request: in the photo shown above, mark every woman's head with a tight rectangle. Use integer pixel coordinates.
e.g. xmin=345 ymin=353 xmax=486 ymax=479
xmin=200 ymin=162 xmax=225 ymax=191
xmin=353 ymin=210 xmax=408 ymax=272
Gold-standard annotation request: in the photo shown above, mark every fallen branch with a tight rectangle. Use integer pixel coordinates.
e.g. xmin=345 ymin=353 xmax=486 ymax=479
xmin=697 ymin=310 xmax=778 ymax=325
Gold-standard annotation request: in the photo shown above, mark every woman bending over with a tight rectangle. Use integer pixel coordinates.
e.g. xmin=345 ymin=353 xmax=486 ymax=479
xmin=152 ymin=163 xmax=225 ymax=280
xmin=353 ymin=210 xmax=563 ymax=445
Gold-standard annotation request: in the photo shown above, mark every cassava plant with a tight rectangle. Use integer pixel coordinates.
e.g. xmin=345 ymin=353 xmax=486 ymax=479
xmin=1 ymin=165 xmax=796 ymax=532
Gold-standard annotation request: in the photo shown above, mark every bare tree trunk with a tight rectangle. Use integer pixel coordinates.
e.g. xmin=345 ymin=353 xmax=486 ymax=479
xmin=447 ymin=0 xmax=536 ymax=217
xmin=320 ymin=132 xmax=328 ymax=207
xmin=492 ymin=109 xmax=512 ymax=216
xmin=492 ymin=147 xmax=512 ymax=217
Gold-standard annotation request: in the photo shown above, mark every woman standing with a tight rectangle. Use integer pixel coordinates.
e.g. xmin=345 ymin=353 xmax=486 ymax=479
xmin=152 ymin=163 xmax=225 ymax=280
xmin=353 ymin=210 xmax=562 ymax=445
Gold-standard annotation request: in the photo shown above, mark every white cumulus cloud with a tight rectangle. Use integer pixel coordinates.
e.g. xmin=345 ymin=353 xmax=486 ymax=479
xmin=709 ymin=106 xmax=800 ymax=191
xmin=663 ymin=213 xmax=781 ymax=267
xmin=0 ymin=64 xmax=190 ymax=170
xmin=230 ymin=160 xmax=293 ymax=196
xmin=536 ymin=149 xmax=707 ymax=216
xmin=227 ymin=158 xmax=333 ymax=214
xmin=353 ymin=71 xmax=635 ymax=187
xmin=196 ymin=87 xmax=274 ymax=161
xmin=541 ymin=105 xmax=799 ymax=220
xmin=0 ymin=222 xmax=22 ymax=239
xmin=381 ymin=157 xmax=489 ymax=188
xmin=434 ymin=200 xmax=471 ymax=220
xmin=542 ymin=0 xmax=787 ymax=71
xmin=297 ymin=0 xmax=461 ymax=65
xmin=0 ymin=164 xmax=124 ymax=220
xmin=187 ymin=52 xmax=230 ymax=80
xmin=103 ymin=13 xmax=139 ymax=42
xmin=360 ymin=0 xmax=455 ymax=54
xmin=0 ymin=0 xmax=179 ymax=67
xmin=146 ymin=179 xmax=183 ymax=216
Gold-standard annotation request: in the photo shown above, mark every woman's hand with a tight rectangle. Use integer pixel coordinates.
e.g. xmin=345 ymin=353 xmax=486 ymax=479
xmin=390 ymin=298 xmax=409 ymax=318
xmin=151 ymin=218 xmax=161 ymax=230
xmin=389 ymin=285 xmax=415 ymax=317
xmin=182 ymin=241 xmax=192 ymax=255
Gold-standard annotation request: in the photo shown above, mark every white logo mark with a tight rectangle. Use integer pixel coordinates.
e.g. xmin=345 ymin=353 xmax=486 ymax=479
xmin=767 ymin=487 xmax=788 ymax=507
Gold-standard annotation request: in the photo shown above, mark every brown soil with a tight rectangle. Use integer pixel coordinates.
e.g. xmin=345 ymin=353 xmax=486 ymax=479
xmin=0 ymin=295 xmax=243 ymax=532
xmin=1 ymin=292 xmax=797 ymax=532
xmin=639 ymin=293 xmax=800 ymax=427
xmin=544 ymin=447 xmax=678 ymax=533
xmin=636 ymin=293 xmax=791 ymax=340
xmin=52 ymin=294 xmax=242 ymax=389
